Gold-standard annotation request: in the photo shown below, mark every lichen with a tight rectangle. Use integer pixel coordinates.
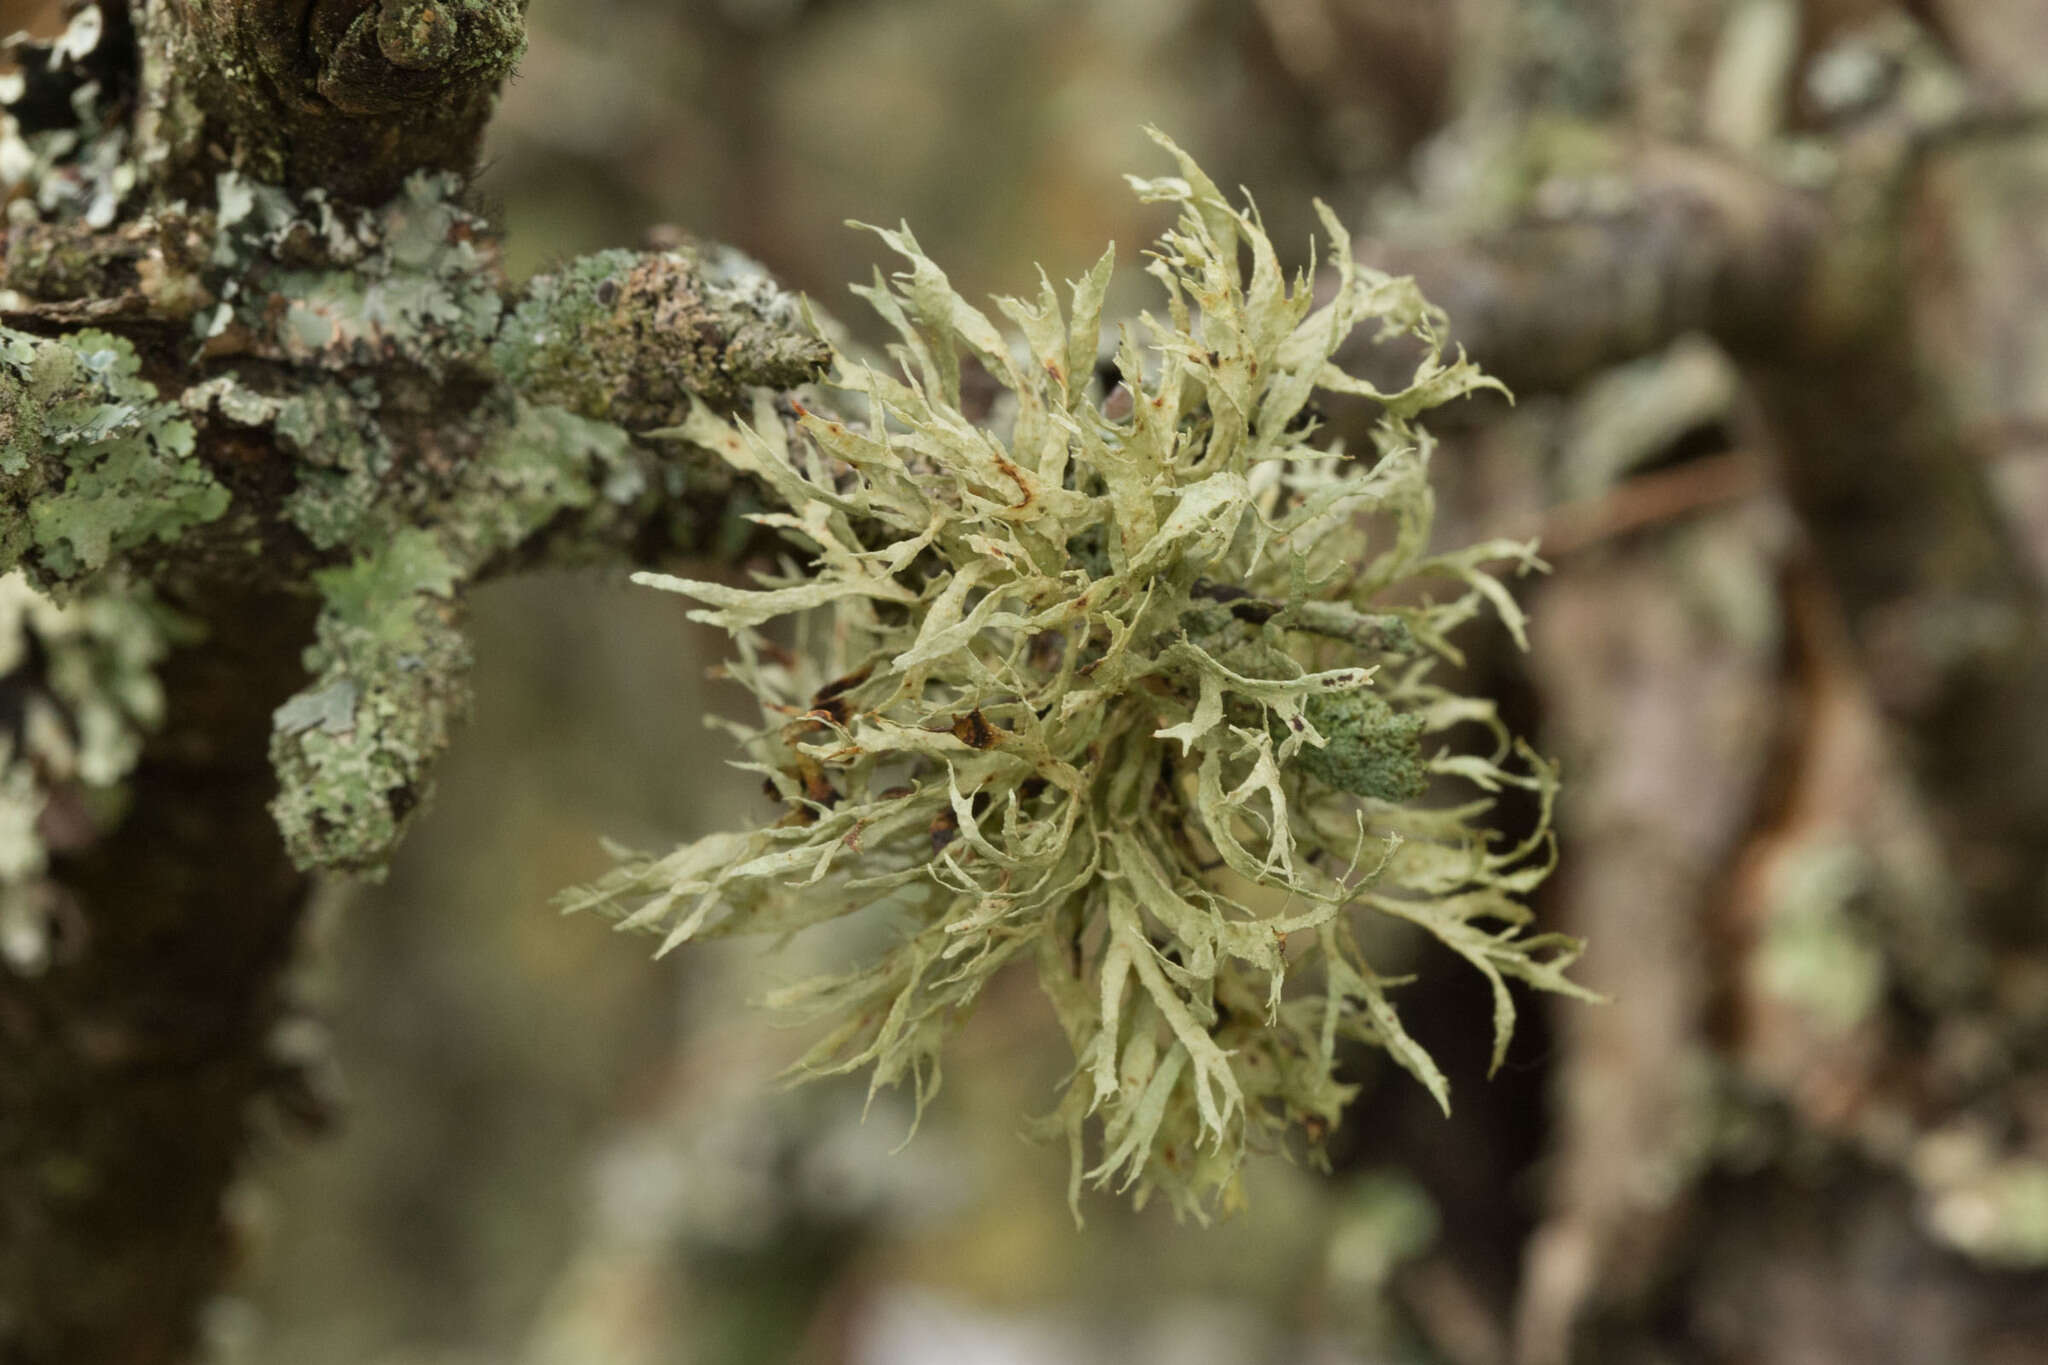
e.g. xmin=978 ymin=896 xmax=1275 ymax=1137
xmin=0 ymin=147 xmax=830 ymax=876
xmin=569 ymin=133 xmax=1591 ymax=1219
xmin=0 ymin=2 xmax=138 ymax=230
xmin=0 ymin=570 xmax=174 ymax=973
xmin=490 ymin=244 xmax=833 ymax=425
xmin=1915 ymin=1124 xmax=2048 ymax=1267
xmin=200 ymin=169 xmax=503 ymax=369
xmin=162 ymin=161 xmax=834 ymax=876
xmin=269 ymin=528 xmax=468 ymax=874
xmin=1288 ymin=689 xmax=1429 ymax=803
xmin=1754 ymin=841 xmax=1886 ymax=1032
xmin=1 ymin=326 xmax=229 ymax=591
xmin=265 ymin=399 xmax=642 ymax=871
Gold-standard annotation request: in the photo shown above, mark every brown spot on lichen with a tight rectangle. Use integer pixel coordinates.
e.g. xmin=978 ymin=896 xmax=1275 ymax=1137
xmin=802 ymin=763 xmax=839 ymax=807
xmin=992 ymin=452 xmax=1033 ymax=511
xmin=811 ymin=664 xmax=872 ymax=707
xmin=950 ymin=709 xmax=997 ymax=749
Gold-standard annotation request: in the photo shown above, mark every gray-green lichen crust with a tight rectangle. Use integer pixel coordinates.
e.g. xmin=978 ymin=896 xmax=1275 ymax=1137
xmin=202 ymin=169 xmax=503 ymax=369
xmin=1289 ymin=689 xmax=1428 ymax=802
xmin=244 ymin=206 xmax=826 ymax=871
xmin=0 ymin=148 xmax=826 ymax=876
xmin=569 ymin=132 xmax=1591 ymax=1219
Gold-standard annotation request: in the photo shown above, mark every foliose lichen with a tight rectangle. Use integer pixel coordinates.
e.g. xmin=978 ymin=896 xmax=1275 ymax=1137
xmin=127 ymin=158 xmax=824 ymax=874
xmin=200 ymin=168 xmax=502 ymax=369
xmin=1 ymin=326 xmax=228 ymax=592
xmin=0 ymin=2 xmax=138 ymax=231
xmin=569 ymin=133 xmax=1591 ymax=1218
xmin=264 ymin=397 xmax=650 ymax=872
xmin=269 ymin=528 xmax=467 ymax=874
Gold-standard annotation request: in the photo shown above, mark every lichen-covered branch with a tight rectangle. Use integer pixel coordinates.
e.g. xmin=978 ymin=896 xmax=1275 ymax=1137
xmin=0 ymin=5 xmax=837 ymax=1360
xmin=1268 ymin=7 xmax=2048 ymax=1349
xmin=1330 ymin=89 xmax=2048 ymax=973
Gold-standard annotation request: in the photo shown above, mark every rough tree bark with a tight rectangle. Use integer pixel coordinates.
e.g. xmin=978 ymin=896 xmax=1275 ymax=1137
xmin=0 ymin=588 xmax=314 ymax=1365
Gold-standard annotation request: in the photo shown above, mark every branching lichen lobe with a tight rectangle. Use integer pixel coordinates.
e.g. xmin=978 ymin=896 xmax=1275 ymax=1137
xmin=570 ymin=133 xmax=1590 ymax=1218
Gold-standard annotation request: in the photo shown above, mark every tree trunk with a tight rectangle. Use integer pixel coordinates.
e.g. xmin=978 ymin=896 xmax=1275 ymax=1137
xmin=0 ymin=589 xmax=315 ymax=1365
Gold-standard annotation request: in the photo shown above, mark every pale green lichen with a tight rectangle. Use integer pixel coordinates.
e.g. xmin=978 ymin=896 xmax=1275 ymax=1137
xmin=266 ymin=399 xmax=640 ymax=871
xmin=439 ymin=399 xmax=635 ymax=564
xmin=9 ymin=76 xmax=834 ymax=879
xmin=0 ymin=570 xmax=174 ymax=973
xmin=1325 ymin=1168 xmax=1442 ymax=1337
xmin=183 ymin=373 xmax=398 ymax=551
xmin=202 ymin=169 xmax=502 ymax=368
xmin=1754 ymin=841 xmax=1886 ymax=1033
xmin=0 ymin=3 xmax=137 ymax=230
xmin=269 ymin=528 xmax=468 ymax=873
xmin=1916 ymin=1123 xmax=2048 ymax=1267
xmin=1 ymin=327 xmax=229 ymax=591
xmin=570 ymin=133 xmax=1591 ymax=1218
xmin=191 ymin=162 xmax=823 ymax=877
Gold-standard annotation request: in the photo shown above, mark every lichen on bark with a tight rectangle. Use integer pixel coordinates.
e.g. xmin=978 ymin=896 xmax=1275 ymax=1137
xmin=0 ymin=327 xmax=228 ymax=588
xmin=0 ymin=570 xmax=173 ymax=973
xmin=492 ymin=244 xmax=834 ymax=424
xmin=4 ymin=21 xmax=835 ymax=874
xmin=0 ymin=9 xmax=840 ymax=1353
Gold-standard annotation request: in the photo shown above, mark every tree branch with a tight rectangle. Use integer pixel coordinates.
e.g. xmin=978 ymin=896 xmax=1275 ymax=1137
xmin=1350 ymin=144 xmax=1822 ymax=397
xmin=0 ymin=586 xmax=317 ymax=1365
xmin=137 ymin=0 xmax=526 ymax=203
